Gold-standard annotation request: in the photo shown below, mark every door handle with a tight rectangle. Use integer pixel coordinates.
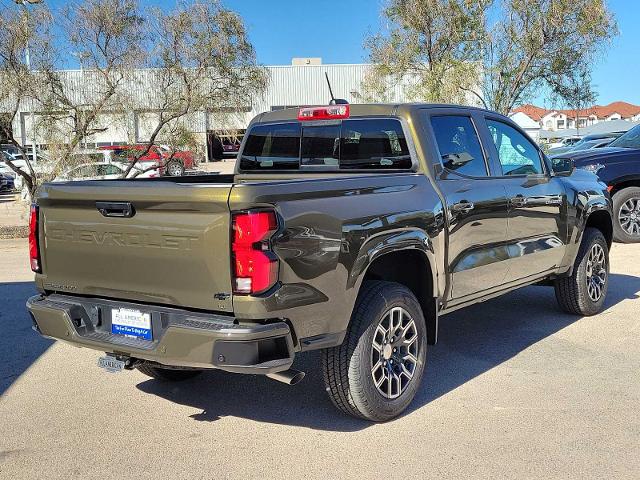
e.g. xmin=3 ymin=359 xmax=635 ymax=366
xmin=451 ymin=201 xmax=475 ymax=213
xmin=510 ymin=195 xmax=528 ymax=208
xmin=96 ymin=201 xmax=135 ymax=218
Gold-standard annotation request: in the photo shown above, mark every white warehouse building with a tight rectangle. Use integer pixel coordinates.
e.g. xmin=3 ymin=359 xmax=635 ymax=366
xmin=5 ymin=60 xmax=414 ymax=162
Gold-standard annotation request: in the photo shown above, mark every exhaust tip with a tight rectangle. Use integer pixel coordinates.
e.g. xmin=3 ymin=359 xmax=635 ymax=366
xmin=288 ymin=370 xmax=305 ymax=385
xmin=266 ymin=369 xmax=305 ymax=386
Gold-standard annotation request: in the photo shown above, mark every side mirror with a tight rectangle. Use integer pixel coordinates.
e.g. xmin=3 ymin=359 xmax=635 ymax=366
xmin=551 ymin=156 xmax=574 ymax=176
xmin=442 ymin=152 xmax=473 ymax=169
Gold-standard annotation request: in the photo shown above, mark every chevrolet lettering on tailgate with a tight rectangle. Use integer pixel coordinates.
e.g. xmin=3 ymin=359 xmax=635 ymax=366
xmin=48 ymin=228 xmax=199 ymax=250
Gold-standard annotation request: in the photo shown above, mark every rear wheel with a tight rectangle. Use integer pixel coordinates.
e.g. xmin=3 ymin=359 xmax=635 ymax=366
xmin=137 ymin=364 xmax=202 ymax=381
xmin=165 ymin=160 xmax=185 ymax=177
xmin=554 ymin=227 xmax=609 ymax=316
xmin=322 ymin=281 xmax=427 ymax=422
xmin=612 ymin=187 xmax=640 ymax=243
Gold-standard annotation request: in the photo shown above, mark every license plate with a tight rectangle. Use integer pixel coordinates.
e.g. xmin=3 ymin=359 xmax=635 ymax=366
xmin=98 ymin=355 xmax=125 ymax=373
xmin=111 ymin=308 xmax=152 ymax=340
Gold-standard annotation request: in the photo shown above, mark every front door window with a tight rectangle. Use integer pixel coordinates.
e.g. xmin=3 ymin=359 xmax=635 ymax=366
xmin=486 ymin=120 xmax=544 ymax=176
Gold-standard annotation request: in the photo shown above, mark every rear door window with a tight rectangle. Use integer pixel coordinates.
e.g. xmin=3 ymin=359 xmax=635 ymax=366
xmin=112 ymin=148 xmax=134 ymax=161
xmin=240 ymin=123 xmax=301 ymax=170
xmin=100 ymin=164 xmax=123 ymax=175
xmin=430 ymin=116 xmax=488 ymax=177
xmin=72 ymin=165 xmax=99 ymax=178
xmin=340 ymin=119 xmax=411 ymax=169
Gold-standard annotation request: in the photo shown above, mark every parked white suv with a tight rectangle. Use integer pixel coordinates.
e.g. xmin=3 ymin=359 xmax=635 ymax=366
xmin=546 ymin=136 xmax=582 ymax=150
xmin=54 ymin=161 xmax=158 ymax=182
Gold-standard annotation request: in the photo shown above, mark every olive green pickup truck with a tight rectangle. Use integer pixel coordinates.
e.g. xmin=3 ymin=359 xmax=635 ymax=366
xmin=27 ymin=103 xmax=612 ymax=421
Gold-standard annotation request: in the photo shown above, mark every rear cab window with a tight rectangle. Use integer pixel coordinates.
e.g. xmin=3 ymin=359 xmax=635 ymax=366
xmin=239 ymin=123 xmax=301 ymax=170
xmin=239 ymin=118 xmax=412 ymax=171
xmin=301 ymin=124 xmax=340 ymax=167
xmin=340 ymin=119 xmax=411 ymax=169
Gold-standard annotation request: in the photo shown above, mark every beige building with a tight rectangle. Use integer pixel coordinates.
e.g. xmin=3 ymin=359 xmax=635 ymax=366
xmin=4 ymin=60 xmax=415 ymax=162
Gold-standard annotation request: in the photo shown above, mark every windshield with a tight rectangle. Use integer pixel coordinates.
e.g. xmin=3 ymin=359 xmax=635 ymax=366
xmin=609 ymin=125 xmax=640 ymax=149
xmin=566 ymin=138 xmax=588 ymax=148
xmin=570 ymin=140 xmax=601 ymax=152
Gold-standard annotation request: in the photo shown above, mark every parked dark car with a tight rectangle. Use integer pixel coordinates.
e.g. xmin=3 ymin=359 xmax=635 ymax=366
xmin=0 ymin=144 xmax=42 ymax=162
xmin=559 ymin=124 xmax=640 ymax=243
xmin=548 ymin=134 xmax=617 ymax=156
xmin=568 ymin=137 xmax=614 ymax=152
xmin=0 ymin=172 xmax=15 ymax=192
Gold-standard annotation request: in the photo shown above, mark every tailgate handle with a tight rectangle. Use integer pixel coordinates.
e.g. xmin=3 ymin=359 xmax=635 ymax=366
xmin=96 ymin=201 xmax=135 ymax=218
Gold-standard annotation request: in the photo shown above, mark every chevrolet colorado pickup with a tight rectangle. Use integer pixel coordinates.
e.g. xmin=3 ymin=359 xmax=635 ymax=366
xmin=27 ymin=104 xmax=613 ymax=421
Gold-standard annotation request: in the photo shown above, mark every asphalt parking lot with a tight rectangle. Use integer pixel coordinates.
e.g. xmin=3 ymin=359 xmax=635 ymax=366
xmin=1 ymin=238 xmax=639 ymax=479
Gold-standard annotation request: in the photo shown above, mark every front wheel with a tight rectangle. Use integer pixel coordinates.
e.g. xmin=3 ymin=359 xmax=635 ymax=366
xmin=322 ymin=281 xmax=427 ymax=422
xmin=612 ymin=187 xmax=640 ymax=243
xmin=554 ymin=227 xmax=609 ymax=316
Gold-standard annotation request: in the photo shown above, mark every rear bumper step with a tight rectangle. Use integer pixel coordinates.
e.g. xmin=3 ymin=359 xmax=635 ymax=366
xmin=27 ymin=294 xmax=295 ymax=374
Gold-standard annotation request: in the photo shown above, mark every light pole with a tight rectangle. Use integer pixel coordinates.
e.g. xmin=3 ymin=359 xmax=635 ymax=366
xmin=14 ymin=0 xmax=43 ymax=166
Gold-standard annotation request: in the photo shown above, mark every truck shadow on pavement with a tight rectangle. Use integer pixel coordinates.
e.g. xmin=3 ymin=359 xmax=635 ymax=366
xmin=136 ymin=272 xmax=640 ymax=431
xmin=0 ymin=282 xmax=53 ymax=395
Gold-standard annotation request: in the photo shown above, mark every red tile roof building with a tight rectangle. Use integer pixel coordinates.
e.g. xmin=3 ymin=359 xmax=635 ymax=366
xmin=511 ymin=104 xmax=550 ymax=122
xmin=511 ymin=102 xmax=640 ymax=131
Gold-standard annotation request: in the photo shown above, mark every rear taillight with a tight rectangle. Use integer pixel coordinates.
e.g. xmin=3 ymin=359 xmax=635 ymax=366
xmin=232 ymin=210 xmax=279 ymax=295
xmin=29 ymin=204 xmax=41 ymax=273
xmin=298 ymin=104 xmax=350 ymax=121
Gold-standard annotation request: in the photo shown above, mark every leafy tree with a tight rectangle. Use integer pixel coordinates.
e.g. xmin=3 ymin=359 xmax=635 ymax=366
xmin=38 ymin=0 xmax=147 ymax=181
xmin=120 ymin=0 xmax=267 ymax=177
xmin=481 ymin=0 xmax=616 ymax=114
xmin=365 ymin=0 xmax=617 ymax=114
xmin=0 ymin=4 xmax=51 ymax=193
xmin=548 ymin=67 xmax=597 ymax=135
xmin=364 ymin=0 xmax=490 ymax=104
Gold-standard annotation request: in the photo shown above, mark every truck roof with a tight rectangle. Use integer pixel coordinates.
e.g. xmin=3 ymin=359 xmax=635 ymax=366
xmin=252 ymin=103 xmax=500 ymax=125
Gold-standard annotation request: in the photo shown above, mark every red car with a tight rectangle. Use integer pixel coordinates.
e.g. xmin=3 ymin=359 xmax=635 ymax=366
xmin=222 ymin=138 xmax=241 ymax=155
xmin=99 ymin=144 xmax=196 ymax=176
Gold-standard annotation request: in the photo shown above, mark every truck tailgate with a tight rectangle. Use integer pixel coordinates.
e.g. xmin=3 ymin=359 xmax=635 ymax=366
xmin=36 ymin=180 xmax=234 ymax=312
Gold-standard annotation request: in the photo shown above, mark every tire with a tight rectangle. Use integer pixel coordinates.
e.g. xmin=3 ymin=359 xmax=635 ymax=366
xmin=322 ymin=281 xmax=427 ymax=422
xmin=136 ymin=364 xmax=202 ymax=381
xmin=165 ymin=160 xmax=185 ymax=177
xmin=612 ymin=187 xmax=640 ymax=243
xmin=554 ymin=227 xmax=609 ymax=316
